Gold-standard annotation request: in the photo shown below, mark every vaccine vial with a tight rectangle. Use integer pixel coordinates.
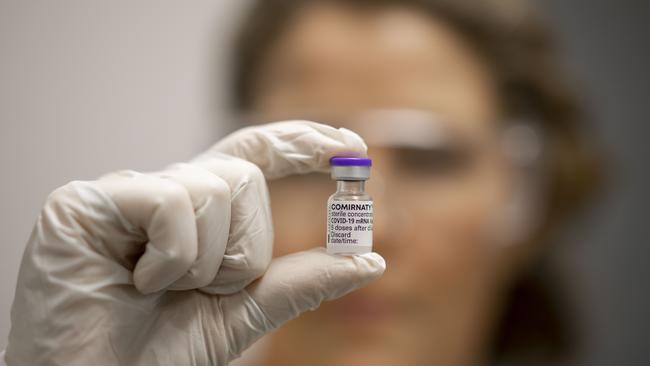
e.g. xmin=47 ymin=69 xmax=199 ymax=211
xmin=327 ymin=156 xmax=373 ymax=255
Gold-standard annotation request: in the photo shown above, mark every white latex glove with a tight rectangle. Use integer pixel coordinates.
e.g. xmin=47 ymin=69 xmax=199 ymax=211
xmin=5 ymin=121 xmax=385 ymax=366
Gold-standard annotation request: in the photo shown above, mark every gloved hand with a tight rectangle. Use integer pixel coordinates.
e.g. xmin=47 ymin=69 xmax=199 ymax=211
xmin=5 ymin=121 xmax=386 ymax=366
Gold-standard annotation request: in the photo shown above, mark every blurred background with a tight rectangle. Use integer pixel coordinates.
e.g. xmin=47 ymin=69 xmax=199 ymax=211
xmin=0 ymin=0 xmax=648 ymax=365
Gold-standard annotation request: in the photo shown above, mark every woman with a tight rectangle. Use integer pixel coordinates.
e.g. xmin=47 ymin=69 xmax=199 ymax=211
xmin=230 ymin=0 xmax=601 ymax=365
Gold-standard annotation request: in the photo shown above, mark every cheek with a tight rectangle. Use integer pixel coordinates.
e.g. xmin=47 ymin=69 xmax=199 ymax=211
xmin=410 ymin=198 xmax=493 ymax=277
xmin=393 ymin=171 xmax=508 ymax=295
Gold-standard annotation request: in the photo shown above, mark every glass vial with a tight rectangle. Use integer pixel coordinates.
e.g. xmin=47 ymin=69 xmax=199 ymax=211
xmin=327 ymin=157 xmax=373 ymax=255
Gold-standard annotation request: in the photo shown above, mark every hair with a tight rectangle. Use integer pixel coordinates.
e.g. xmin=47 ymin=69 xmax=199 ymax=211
xmin=230 ymin=0 xmax=602 ymax=363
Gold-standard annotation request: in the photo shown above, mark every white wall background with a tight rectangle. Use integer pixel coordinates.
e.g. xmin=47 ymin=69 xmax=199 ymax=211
xmin=0 ymin=0 xmax=250 ymax=349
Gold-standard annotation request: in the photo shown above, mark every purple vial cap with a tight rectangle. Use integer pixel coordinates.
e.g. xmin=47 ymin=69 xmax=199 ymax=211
xmin=329 ymin=156 xmax=372 ymax=167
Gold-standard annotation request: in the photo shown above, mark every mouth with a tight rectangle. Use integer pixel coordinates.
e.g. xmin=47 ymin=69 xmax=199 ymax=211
xmin=330 ymin=290 xmax=397 ymax=327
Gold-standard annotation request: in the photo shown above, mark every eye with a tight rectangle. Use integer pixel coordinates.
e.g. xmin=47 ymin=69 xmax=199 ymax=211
xmin=394 ymin=146 xmax=475 ymax=177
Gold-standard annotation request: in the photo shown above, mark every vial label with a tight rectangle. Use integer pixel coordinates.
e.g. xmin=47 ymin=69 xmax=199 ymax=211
xmin=327 ymin=200 xmax=373 ymax=254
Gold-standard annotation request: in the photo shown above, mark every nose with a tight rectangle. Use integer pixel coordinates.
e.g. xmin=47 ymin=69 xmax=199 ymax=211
xmin=367 ymin=168 xmax=410 ymax=257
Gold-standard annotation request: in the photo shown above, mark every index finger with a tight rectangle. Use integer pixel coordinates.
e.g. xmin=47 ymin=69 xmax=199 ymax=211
xmin=193 ymin=121 xmax=368 ymax=180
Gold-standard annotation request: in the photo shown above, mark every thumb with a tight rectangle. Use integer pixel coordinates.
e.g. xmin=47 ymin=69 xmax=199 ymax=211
xmin=219 ymin=248 xmax=385 ymax=358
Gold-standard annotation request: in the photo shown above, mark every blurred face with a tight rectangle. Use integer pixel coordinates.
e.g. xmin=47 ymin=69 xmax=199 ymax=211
xmin=249 ymin=4 xmax=519 ymax=366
